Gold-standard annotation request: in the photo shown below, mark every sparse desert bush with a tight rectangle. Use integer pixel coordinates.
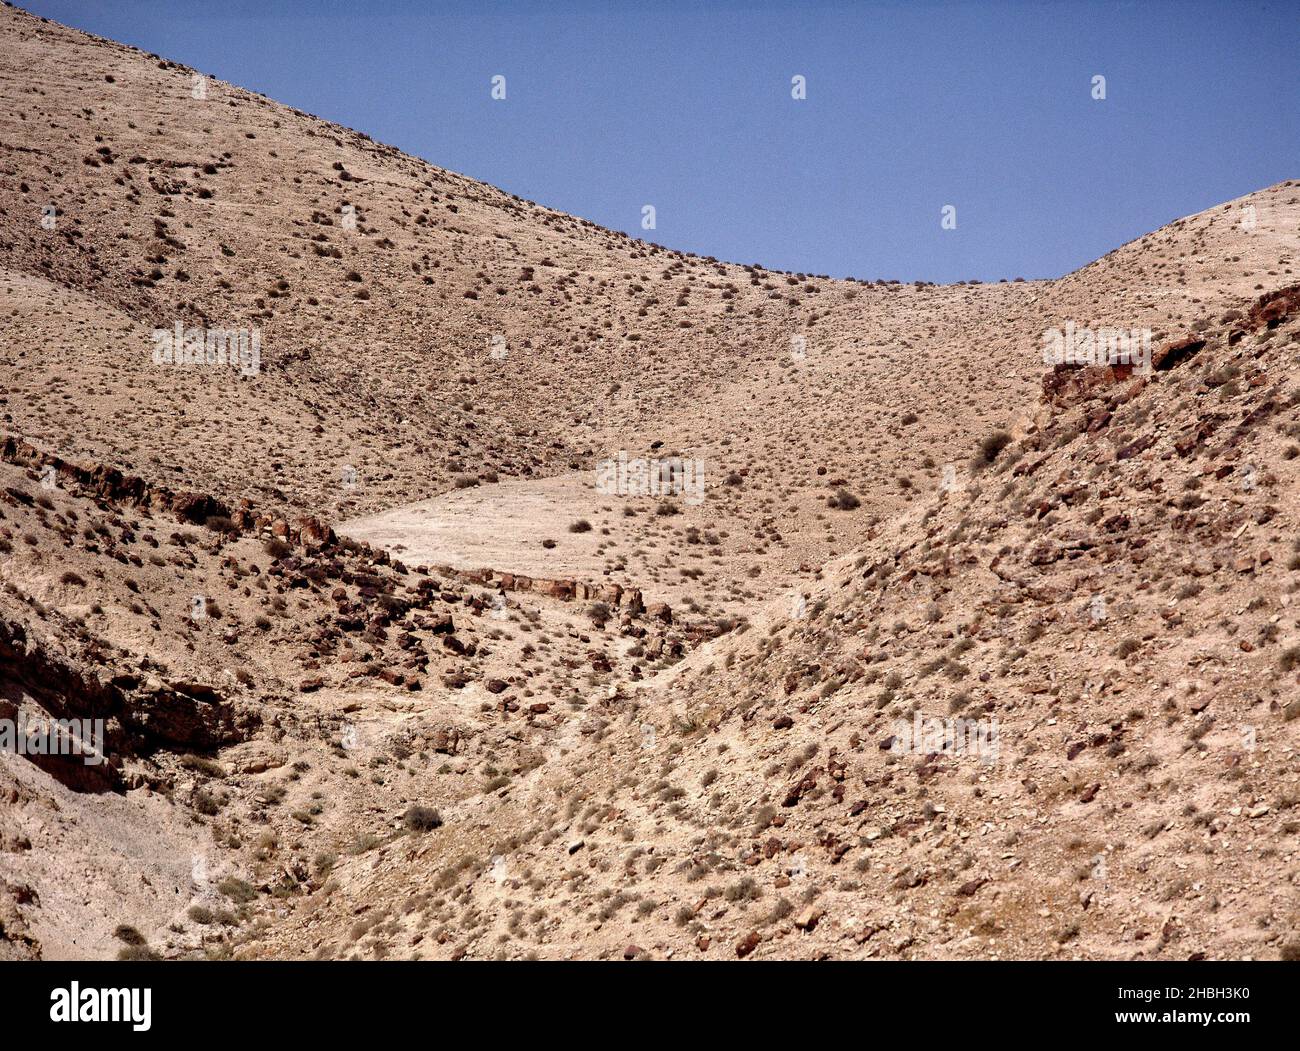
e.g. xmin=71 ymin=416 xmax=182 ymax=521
xmin=113 ymin=924 xmax=146 ymax=946
xmin=117 ymin=945 xmax=161 ymax=961
xmin=767 ymin=897 xmax=794 ymax=923
xmin=193 ymin=788 xmax=223 ymax=815
xmin=972 ymin=429 xmax=1012 ymax=470
xmin=725 ymin=877 xmax=761 ymax=902
xmin=216 ymin=876 xmax=256 ymax=903
xmin=349 ymin=832 xmax=382 ymax=855
xmin=403 ymin=806 xmax=444 ymax=832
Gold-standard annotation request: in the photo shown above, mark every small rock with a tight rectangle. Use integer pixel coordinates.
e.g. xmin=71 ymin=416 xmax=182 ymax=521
xmin=794 ymin=907 xmax=823 ymax=931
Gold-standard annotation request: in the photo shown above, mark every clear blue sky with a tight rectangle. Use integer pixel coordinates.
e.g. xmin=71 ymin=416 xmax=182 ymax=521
xmin=24 ymin=0 xmax=1299 ymax=282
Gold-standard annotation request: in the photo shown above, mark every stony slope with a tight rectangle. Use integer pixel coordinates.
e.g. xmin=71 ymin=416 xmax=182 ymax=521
xmin=0 ymin=2 xmax=1297 ymax=960
xmin=250 ymin=287 xmax=1300 ymax=961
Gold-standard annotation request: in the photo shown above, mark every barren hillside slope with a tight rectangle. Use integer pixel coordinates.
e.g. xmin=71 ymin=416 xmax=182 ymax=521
xmin=252 ymin=286 xmax=1300 ymax=961
xmin=0 ymin=3 xmax=1297 ymax=961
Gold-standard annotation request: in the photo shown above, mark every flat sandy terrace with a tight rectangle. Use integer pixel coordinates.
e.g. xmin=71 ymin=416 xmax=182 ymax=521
xmin=336 ymin=472 xmax=654 ymax=591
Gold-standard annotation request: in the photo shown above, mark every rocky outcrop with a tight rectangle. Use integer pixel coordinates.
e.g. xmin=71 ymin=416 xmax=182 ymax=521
xmin=0 ymin=436 xmax=230 ymax=524
xmin=0 ymin=617 xmax=258 ymax=792
xmin=1151 ymin=336 xmax=1206 ymax=372
xmin=459 ymin=568 xmax=652 ymax=614
xmin=0 ymin=437 xmax=334 ymax=548
xmin=1246 ymin=282 xmax=1300 ymax=329
xmin=1041 ymin=363 xmax=1143 ymax=408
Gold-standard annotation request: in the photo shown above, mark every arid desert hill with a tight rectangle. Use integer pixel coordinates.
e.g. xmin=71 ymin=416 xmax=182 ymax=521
xmin=0 ymin=2 xmax=1298 ymax=960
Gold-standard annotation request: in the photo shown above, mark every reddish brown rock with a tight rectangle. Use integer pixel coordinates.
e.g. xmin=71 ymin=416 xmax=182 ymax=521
xmin=646 ymin=602 xmax=672 ymax=624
